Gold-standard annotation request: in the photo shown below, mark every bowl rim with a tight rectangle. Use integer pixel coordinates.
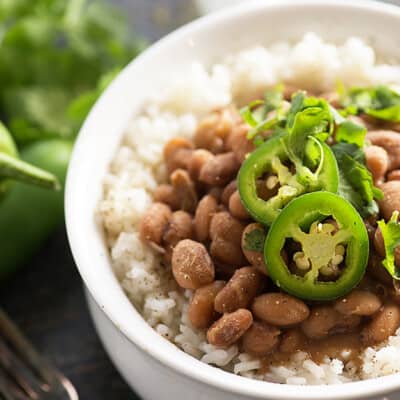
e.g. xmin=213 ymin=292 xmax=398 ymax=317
xmin=66 ymin=0 xmax=400 ymax=398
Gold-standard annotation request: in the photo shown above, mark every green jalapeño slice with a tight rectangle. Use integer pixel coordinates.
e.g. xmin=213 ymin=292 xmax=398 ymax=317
xmin=238 ymin=136 xmax=339 ymax=226
xmin=264 ymin=192 xmax=369 ymax=301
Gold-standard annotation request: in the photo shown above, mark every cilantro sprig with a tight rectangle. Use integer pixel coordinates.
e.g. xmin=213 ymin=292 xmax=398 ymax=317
xmin=0 ymin=0 xmax=144 ymax=144
xmin=378 ymin=212 xmax=400 ymax=280
xmin=341 ymin=85 xmax=400 ymax=122
xmin=332 ymin=143 xmax=383 ymax=217
xmin=243 ymin=227 xmax=266 ymax=253
xmin=240 ymin=85 xmax=286 ymax=141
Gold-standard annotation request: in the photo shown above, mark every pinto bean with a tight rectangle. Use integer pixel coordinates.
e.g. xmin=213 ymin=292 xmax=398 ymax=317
xmin=214 ymin=262 xmax=238 ymax=281
xmin=188 ymin=281 xmax=225 ymax=329
xmin=188 ymin=149 xmax=214 ymax=181
xmin=252 ymin=293 xmax=310 ymax=327
xmin=334 ymin=290 xmax=382 ymax=316
xmin=207 ymin=309 xmax=253 ymax=348
xmin=301 ymin=306 xmax=341 ymax=339
xmin=163 ymin=211 xmax=193 ymax=247
xmin=241 ymin=322 xmax=280 ymax=356
xmin=388 ymin=170 xmax=400 ymax=181
xmin=199 ymin=152 xmax=239 ymax=186
xmin=332 ymin=314 xmax=361 ymax=334
xmin=365 ymin=145 xmax=389 ymax=184
xmin=301 ymin=308 xmax=336 ymax=339
xmin=221 ymin=180 xmax=237 ymax=206
xmin=374 ymin=227 xmax=386 ymax=257
xmin=210 ymin=236 xmax=247 ymax=266
xmin=301 ymin=307 xmax=360 ymax=339
xmin=226 ymin=123 xmax=255 ymax=163
xmin=172 ymin=239 xmax=214 ymax=289
xmin=153 ymin=184 xmax=181 ymax=210
xmin=139 ymin=203 xmax=171 ymax=245
xmin=170 ymin=169 xmax=198 ymax=213
xmin=367 ymin=253 xmax=393 ymax=286
xmin=365 ymin=215 xmax=378 ymax=242
xmin=361 ymin=303 xmax=400 ymax=345
xmin=209 ymin=212 xmax=246 ymax=265
xmin=374 ymin=226 xmax=400 ymax=267
xmin=194 ymin=195 xmax=218 ymax=242
xmin=378 ymin=181 xmax=400 ymax=220
xmin=214 ymin=267 xmax=263 ymax=313
xmin=210 ymin=211 xmax=244 ymax=243
xmin=208 ymin=187 xmax=223 ymax=201
xmin=229 ymin=190 xmax=249 ymax=220
xmin=194 ymin=108 xmax=237 ymax=154
xmin=282 ymin=85 xmax=300 ymax=101
xmin=241 ymin=223 xmax=267 ymax=275
xmin=279 ymin=329 xmax=307 ymax=353
xmin=163 ymin=137 xmax=193 ymax=174
xmin=366 ymin=131 xmax=400 ymax=170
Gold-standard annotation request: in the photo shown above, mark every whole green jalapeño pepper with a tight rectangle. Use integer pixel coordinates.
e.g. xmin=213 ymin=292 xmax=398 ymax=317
xmin=0 ymin=139 xmax=73 ymax=281
xmin=238 ymin=136 xmax=339 ymax=226
xmin=0 ymin=122 xmax=59 ymax=197
xmin=264 ymin=192 xmax=369 ymax=301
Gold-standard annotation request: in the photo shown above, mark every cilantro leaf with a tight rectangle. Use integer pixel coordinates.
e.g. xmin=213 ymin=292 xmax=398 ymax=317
xmin=377 ymin=212 xmax=400 ymax=280
xmin=239 ymin=86 xmax=286 ymax=140
xmin=286 ymin=91 xmax=306 ymax=129
xmin=287 ymin=102 xmax=332 ymax=161
xmin=335 ymin=120 xmax=366 ymax=148
xmin=240 ymin=100 xmax=264 ymax=128
xmin=367 ymin=105 xmax=400 ymax=121
xmin=285 ymin=94 xmax=333 ymax=157
xmin=283 ymin=95 xmax=333 ymax=185
xmin=263 ymin=85 xmax=284 ymax=115
xmin=332 ymin=143 xmax=383 ymax=217
xmin=342 ymin=85 xmax=400 ymax=122
xmin=243 ymin=227 xmax=266 ymax=253
xmin=0 ymin=0 xmax=145 ymax=143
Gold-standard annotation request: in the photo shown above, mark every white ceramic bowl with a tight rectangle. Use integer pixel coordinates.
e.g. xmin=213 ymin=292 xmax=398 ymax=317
xmin=66 ymin=1 xmax=400 ymax=399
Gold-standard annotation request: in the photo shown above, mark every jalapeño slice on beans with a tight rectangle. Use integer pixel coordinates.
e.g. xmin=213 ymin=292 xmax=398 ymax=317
xmin=238 ymin=136 xmax=339 ymax=226
xmin=264 ymin=192 xmax=369 ymax=301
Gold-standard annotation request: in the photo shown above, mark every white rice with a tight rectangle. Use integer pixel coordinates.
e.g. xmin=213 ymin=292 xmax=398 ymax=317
xmin=99 ymin=33 xmax=400 ymax=385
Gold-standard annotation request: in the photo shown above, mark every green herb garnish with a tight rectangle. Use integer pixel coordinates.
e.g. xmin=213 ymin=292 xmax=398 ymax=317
xmin=335 ymin=120 xmax=366 ymax=148
xmin=243 ymin=227 xmax=266 ymax=253
xmin=0 ymin=0 xmax=144 ymax=144
xmin=286 ymin=94 xmax=333 ymax=160
xmin=332 ymin=143 xmax=383 ymax=217
xmin=378 ymin=211 xmax=400 ymax=280
xmin=240 ymin=85 xmax=286 ymax=140
xmin=341 ymin=85 xmax=400 ymax=122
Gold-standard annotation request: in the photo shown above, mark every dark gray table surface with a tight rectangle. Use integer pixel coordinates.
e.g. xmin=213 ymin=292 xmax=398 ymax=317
xmin=0 ymin=1 xmax=195 ymax=399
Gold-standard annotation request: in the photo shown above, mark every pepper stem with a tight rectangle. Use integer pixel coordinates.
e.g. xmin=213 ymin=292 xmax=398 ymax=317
xmin=0 ymin=152 xmax=60 ymax=190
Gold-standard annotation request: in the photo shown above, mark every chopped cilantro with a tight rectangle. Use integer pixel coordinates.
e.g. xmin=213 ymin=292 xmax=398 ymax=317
xmin=341 ymin=85 xmax=400 ymax=122
xmin=332 ymin=143 xmax=383 ymax=217
xmin=244 ymin=227 xmax=266 ymax=253
xmin=378 ymin=212 xmax=400 ymax=280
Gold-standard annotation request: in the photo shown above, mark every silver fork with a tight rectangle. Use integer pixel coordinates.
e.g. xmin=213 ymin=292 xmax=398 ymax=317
xmin=0 ymin=308 xmax=78 ymax=400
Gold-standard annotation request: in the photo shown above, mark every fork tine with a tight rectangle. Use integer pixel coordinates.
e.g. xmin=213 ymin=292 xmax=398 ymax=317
xmin=0 ymin=309 xmax=79 ymax=400
xmin=0 ymin=370 xmax=30 ymax=400
xmin=0 ymin=310 xmax=54 ymax=385
xmin=0 ymin=338 xmax=42 ymax=399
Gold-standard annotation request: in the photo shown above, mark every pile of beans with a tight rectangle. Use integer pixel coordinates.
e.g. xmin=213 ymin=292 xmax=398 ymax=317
xmin=139 ymin=102 xmax=400 ymax=361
